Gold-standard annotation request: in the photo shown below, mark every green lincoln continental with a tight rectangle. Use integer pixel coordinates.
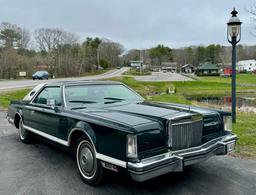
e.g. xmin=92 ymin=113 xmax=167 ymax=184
xmin=7 ymin=81 xmax=237 ymax=185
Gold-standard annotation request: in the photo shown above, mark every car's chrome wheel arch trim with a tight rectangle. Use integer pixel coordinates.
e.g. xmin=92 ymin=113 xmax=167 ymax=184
xmin=68 ymin=124 xmax=96 ymax=146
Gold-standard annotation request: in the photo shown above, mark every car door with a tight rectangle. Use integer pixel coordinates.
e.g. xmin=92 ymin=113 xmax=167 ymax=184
xmin=25 ymin=86 xmax=69 ymax=141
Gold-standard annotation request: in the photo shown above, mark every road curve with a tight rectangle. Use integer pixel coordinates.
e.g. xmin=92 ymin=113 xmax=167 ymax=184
xmin=0 ymin=67 xmax=129 ymax=91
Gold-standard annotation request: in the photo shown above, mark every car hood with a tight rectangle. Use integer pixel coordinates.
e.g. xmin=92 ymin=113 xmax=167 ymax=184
xmin=74 ymin=101 xmax=219 ymax=128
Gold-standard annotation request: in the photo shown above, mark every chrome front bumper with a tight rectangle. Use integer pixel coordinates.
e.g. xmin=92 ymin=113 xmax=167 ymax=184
xmin=128 ymin=134 xmax=237 ymax=182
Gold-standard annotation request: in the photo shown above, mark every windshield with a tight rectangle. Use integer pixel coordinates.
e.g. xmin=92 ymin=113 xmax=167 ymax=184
xmin=35 ymin=71 xmax=47 ymax=76
xmin=65 ymin=84 xmax=143 ymax=108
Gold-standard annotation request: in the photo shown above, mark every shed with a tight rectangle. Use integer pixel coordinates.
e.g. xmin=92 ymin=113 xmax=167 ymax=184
xmin=181 ymin=64 xmax=195 ymax=73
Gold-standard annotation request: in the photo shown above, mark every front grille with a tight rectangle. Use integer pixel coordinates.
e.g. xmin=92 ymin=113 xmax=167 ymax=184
xmin=168 ymin=118 xmax=203 ymax=150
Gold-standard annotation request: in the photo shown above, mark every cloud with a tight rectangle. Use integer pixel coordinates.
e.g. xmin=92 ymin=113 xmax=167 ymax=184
xmin=0 ymin=0 xmax=253 ymax=50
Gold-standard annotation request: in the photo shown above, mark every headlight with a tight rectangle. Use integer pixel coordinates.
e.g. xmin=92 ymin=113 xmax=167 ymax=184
xmin=223 ymin=115 xmax=232 ymax=132
xmin=127 ymin=134 xmax=137 ymax=158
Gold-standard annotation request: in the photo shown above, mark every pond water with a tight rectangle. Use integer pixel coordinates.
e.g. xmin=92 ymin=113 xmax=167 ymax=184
xmin=189 ymin=94 xmax=256 ymax=113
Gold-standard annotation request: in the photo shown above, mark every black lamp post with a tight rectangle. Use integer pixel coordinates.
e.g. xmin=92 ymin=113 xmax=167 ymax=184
xmin=227 ymin=8 xmax=242 ymax=123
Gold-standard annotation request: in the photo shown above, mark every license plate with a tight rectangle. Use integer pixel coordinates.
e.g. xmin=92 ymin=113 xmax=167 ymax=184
xmin=227 ymin=142 xmax=235 ymax=152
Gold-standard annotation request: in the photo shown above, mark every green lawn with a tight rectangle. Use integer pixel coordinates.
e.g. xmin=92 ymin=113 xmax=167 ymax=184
xmin=233 ymin=113 xmax=256 ymax=158
xmin=197 ymin=73 xmax=256 ymax=85
xmin=111 ymin=76 xmax=174 ymax=97
xmin=81 ymin=68 xmax=113 ymax=76
xmin=173 ymin=74 xmax=256 ymax=98
xmin=0 ymin=89 xmax=31 ymax=108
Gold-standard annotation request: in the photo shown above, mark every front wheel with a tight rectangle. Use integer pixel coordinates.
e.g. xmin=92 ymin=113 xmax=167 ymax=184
xmin=75 ymin=136 xmax=104 ymax=185
xmin=19 ymin=119 xmax=32 ymax=144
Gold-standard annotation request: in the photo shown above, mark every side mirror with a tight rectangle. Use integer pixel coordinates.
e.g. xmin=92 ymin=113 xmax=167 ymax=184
xmin=46 ymin=99 xmax=58 ymax=111
xmin=47 ymin=99 xmax=56 ymax=109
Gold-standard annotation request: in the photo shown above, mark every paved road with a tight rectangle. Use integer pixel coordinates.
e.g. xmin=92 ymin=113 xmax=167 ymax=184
xmin=0 ymin=112 xmax=256 ymax=195
xmin=134 ymin=72 xmax=193 ymax=82
xmin=0 ymin=68 xmax=129 ymax=91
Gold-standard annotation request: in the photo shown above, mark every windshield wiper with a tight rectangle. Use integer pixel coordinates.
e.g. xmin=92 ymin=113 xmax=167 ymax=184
xmin=69 ymin=100 xmax=96 ymax=104
xmin=104 ymin=97 xmax=125 ymax=104
xmin=104 ymin=97 xmax=124 ymax=101
xmin=71 ymin=106 xmax=87 ymax=110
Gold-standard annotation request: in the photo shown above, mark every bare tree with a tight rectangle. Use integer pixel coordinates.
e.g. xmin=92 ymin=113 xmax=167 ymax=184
xmin=34 ymin=28 xmax=78 ymax=52
xmin=17 ymin=28 xmax=31 ymax=49
xmin=99 ymin=39 xmax=124 ymax=67
xmin=34 ymin=28 xmax=62 ymax=52
xmin=247 ymin=3 xmax=256 ymax=36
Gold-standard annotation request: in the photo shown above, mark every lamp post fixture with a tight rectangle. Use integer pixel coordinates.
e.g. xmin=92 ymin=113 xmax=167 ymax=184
xmin=227 ymin=8 xmax=242 ymax=123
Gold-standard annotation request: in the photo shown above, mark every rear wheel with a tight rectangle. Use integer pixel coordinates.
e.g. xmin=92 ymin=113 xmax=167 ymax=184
xmin=18 ymin=118 xmax=32 ymax=144
xmin=75 ymin=136 xmax=104 ymax=185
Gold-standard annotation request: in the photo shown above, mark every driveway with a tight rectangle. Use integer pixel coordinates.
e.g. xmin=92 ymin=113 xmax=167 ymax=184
xmin=0 ymin=112 xmax=255 ymax=195
xmin=134 ymin=72 xmax=193 ymax=82
xmin=0 ymin=68 xmax=129 ymax=91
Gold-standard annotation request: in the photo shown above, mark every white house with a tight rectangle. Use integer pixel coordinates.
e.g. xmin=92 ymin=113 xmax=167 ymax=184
xmin=237 ymin=59 xmax=256 ymax=72
xmin=181 ymin=64 xmax=195 ymax=73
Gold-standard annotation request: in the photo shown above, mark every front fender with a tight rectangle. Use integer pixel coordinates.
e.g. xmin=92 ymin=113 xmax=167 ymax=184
xmin=68 ymin=121 xmax=97 ymax=146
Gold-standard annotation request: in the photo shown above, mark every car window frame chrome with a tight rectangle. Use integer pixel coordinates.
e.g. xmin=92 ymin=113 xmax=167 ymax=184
xmin=29 ymin=84 xmax=64 ymax=110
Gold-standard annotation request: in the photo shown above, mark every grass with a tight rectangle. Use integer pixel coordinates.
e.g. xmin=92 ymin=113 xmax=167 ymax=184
xmin=233 ymin=113 xmax=256 ymax=159
xmin=81 ymin=68 xmax=113 ymax=76
xmin=197 ymin=73 xmax=256 ymax=85
xmin=0 ymin=89 xmax=31 ymax=109
xmin=111 ymin=76 xmax=174 ymax=97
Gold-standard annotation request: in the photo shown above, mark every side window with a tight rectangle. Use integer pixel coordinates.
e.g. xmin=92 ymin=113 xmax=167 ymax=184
xmin=33 ymin=87 xmax=62 ymax=106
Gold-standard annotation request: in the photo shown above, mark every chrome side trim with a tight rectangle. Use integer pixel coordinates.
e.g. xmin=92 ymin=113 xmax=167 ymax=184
xmin=96 ymin=153 xmax=127 ymax=168
xmin=23 ymin=125 xmax=69 ymax=146
xmin=23 ymin=125 xmax=128 ymax=168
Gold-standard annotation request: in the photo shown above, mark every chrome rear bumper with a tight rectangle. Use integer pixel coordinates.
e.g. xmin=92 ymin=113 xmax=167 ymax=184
xmin=128 ymin=134 xmax=237 ymax=182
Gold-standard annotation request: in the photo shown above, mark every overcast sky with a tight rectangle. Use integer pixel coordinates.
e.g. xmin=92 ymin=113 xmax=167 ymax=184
xmin=0 ymin=0 xmax=255 ymax=50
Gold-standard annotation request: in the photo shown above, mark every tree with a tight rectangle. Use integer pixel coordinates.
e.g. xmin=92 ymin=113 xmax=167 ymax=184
xmin=34 ymin=28 xmax=78 ymax=52
xmin=17 ymin=28 xmax=30 ymax=49
xmin=149 ymin=44 xmax=172 ymax=65
xmin=0 ymin=22 xmax=28 ymax=48
xmin=98 ymin=39 xmax=124 ymax=67
xmin=247 ymin=3 xmax=256 ymax=36
xmin=99 ymin=59 xmax=111 ymax=69
xmin=34 ymin=28 xmax=78 ymax=76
